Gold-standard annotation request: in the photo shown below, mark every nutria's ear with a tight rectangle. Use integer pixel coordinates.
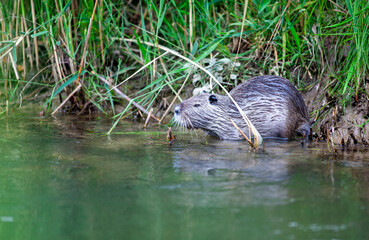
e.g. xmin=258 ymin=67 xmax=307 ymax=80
xmin=209 ymin=95 xmax=218 ymax=105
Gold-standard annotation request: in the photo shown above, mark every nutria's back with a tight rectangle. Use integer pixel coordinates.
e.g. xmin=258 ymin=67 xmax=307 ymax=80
xmin=174 ymin=75 xmax=310 ymax=140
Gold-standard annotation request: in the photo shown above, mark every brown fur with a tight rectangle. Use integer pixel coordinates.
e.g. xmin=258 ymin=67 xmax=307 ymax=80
xmin=174 ymin=75 xmax=310 ymax=140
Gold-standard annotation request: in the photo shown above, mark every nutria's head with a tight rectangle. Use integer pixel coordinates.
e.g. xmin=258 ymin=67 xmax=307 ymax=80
xmin=173 ymin=93 xmax=239 ymax=139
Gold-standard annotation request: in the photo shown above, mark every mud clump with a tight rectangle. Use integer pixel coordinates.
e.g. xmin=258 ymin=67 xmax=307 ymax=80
xmin=304 ymin=84 xmax=369 ymax=146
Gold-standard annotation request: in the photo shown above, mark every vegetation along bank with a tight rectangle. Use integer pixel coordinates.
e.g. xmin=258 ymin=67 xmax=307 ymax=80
xmin=1 ymin=0 xmax=368 ymax=146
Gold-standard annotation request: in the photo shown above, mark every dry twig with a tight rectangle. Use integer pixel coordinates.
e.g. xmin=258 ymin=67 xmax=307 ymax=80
xmin=92 ymin=72 xmax=160 ymax=122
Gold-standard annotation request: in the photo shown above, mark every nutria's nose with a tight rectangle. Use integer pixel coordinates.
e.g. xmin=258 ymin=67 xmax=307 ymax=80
xmin=174 ymin=106 xmax=180 ymax=115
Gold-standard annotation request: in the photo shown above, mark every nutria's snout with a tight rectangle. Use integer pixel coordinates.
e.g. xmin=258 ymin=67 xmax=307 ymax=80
xmin=173 ymin=102 xmax=195 ymax=129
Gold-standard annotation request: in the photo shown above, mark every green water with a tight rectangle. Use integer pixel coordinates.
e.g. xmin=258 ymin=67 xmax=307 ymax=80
xmin=0 ymin=112 xmax=368 ymax=239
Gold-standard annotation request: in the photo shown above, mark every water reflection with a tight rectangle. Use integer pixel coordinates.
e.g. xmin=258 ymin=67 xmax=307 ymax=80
xmin=0 ymin=112 xmax=368 ymax=239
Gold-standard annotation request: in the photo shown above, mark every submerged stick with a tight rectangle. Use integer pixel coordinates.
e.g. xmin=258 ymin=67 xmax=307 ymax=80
xmin=91 ymin=71 xmax=160 ymax=122
xmin=144 ymin=108 xmax=153 ymax=128
xmin=51 ymin=84 xmax=82 ymax=115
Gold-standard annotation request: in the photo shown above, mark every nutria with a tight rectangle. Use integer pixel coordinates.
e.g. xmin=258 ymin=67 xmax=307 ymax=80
xmin=173 ymin=75 xmax=310 ymax=140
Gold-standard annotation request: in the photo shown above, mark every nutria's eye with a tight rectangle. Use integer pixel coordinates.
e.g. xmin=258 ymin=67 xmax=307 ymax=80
xmin=194 ymin=104 xmax=201 ymax=107
xmin=209 ymin=95 xmax=217 ymax=105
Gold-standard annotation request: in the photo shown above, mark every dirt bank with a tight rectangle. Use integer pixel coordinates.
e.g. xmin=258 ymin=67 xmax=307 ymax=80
xmin=303 ymin=83 xmax=369 ymax=146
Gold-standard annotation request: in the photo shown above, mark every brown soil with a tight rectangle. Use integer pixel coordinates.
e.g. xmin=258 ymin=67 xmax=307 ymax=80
xmin=303 ymin=82 xmax=369 ymax=146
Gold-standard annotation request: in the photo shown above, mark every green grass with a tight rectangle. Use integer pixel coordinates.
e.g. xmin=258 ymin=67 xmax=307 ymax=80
xmin=327 ymin=0 xmax=369 ymax=104
xmin=0 ymin=0 xmax=368 ymax=127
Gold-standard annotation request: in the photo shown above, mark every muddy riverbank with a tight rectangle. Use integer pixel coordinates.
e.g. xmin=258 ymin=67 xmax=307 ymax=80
xmin=303 ymin=82 xmax=369 ymax=146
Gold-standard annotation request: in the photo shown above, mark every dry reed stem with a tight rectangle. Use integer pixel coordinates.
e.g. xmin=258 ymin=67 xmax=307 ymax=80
xmin=76 ymin=0 xmax=99 ymax=85
xmin=72 ymin=1 xmax=77 ymax=45
xmin=9 ymin=53 xmax=19 ymax=80
xmin=173 ymin=22 xmax=186 ymax=51
xmin=274 ymin=45 xmax=279 ymax=69
xmin=99 ymin=0 xmax=105 ymax=66
xmin=0 ymin=30 xmax=27 ymax=85
xmin=264 ymin=0 xmax=290 ymax=57
xmin=92 ymin=71 xmax=161 ymax=122
xmin=226 ymin=0 xmax=229 ymax=27
xmin=233 ymin=0 xmax=249 ymax=65
xmin=0 ymin=10 xmax=4 ymax=87
xmin=51 ymin=36 xmax=64 ymax=82
xmin=19 ymin=64 xmax=52 ymax=107
xmin=156 ymin=45 xmax=183 ymax=101
xmin=15 ymin=0 xmax=20 ymax=38
xmin=328 ymin=0 xmax=347 ymax=13
xmin=121 ymin=38 xmax=263 ymax=148
xmin=22 ymin=18 xmax=33 ymax=69
xmin=189 ymin=0 xmax=193 ymax=52
xmin=20 ymin=17 xmax=26 ymax=79
xmin=0 ymin=9 xmax=4 ymax=42
xmin=184 ymin=15 xmax=188 ymax=48
xmin=212 ymin=5 xmax=216 ymax=22
xmin=110 ymin=51 xmax=169 ymax=92
xmin=51 ymin=84 xmax=82 ymax=115
xmin=234 ymin=2 xmax=239 ymax=21
xmin=0 ymin=30 xmax=30 ymax=61
xmin=54 ymin=0 xmax=67 ymax=48
xmin=30 ymin=0 xmax=39 ymax=70
xmin=10 ymin=1 xmax=15 ymax=37
xmin=229 ymin=117 xmax=256 ymax=149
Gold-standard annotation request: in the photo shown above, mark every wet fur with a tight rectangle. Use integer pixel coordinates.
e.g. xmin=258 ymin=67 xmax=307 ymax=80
xmin=174 ymin=75 xmax=310 ymax=140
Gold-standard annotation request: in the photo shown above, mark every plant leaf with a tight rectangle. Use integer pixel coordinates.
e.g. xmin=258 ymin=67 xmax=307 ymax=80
xmin=31 ymin=31 xmax=49 ymax=38
xmin=44 ymin=70 xmax=86 ymax=106
xmin=12 ymin=46 xmax=17 ymax=63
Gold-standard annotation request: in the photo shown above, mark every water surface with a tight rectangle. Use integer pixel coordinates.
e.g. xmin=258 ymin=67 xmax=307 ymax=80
xmin=0 ymin=112 xmax=368 ymax=239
